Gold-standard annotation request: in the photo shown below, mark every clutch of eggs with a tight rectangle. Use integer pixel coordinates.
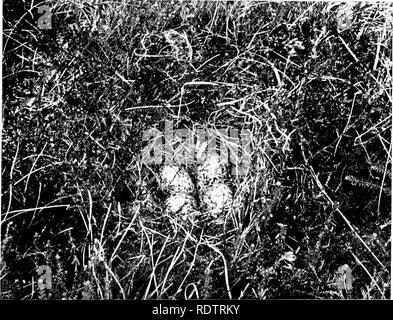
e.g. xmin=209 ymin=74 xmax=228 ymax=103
xmin=159 ymin=156 xmax=233 ymax=219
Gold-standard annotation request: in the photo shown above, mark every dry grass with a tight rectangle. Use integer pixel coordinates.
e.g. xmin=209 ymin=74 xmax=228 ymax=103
xmin=1 ymin=0 xmax=392 ymax=299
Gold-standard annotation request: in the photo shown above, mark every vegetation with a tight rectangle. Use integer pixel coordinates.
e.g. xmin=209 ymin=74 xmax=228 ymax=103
xmin=1 ymin=0 xmax=391 ymax=299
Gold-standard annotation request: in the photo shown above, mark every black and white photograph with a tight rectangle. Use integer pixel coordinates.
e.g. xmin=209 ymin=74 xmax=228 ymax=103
xmin=1 ymin=0 xmax=392 ymax=302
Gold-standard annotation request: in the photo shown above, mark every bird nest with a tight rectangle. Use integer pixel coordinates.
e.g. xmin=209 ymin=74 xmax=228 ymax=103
xmin=158 ymin=153 xmax=237 ymax=225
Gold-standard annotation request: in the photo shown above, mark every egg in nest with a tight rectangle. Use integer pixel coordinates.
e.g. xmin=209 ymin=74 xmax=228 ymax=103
xmin=160 ymin=164 xmax=195 ymax=194
xmin=160 ymin=164 xmax=197 ymax=216
xmin=197 ymin=153 xmax=233 ymax=221
xmin=201 ymin=183 xmax=232 ymax=222
xmin=165 ymin=193 xmax=197 ymax=216
xmin=196 ymin=153 xmax=228 ymax=188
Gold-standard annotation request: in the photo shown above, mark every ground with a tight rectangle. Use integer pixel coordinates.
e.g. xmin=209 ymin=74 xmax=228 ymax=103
xmin=1 ymin=0 xmax=392 ymax=299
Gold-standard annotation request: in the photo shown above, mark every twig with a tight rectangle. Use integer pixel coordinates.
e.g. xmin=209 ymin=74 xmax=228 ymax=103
xmin=310 ymin=166 xmax=388 ymax=272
